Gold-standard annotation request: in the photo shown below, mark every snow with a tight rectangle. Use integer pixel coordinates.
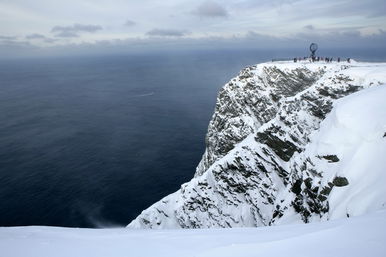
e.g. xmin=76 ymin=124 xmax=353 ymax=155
xmin=276 ymin=84 xmax=386 ymax=222
xmin=310 ymin=85 xmax=386 ymax=218
xmin=1 ymin=209 xmax=385 ymax=257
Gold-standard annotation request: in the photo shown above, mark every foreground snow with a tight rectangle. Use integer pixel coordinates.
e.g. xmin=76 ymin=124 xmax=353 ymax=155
xmin=1 ymin=209 xmax=385 ymax=257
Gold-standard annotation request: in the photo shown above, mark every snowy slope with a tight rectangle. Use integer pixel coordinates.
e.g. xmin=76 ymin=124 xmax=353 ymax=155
xmin=128 ymin=61 xmax=386 ymax=229
xmin=1 ymin=209 xmax=385 ymax=257
xmin=291 ymin=85 xmax=386 ymax=220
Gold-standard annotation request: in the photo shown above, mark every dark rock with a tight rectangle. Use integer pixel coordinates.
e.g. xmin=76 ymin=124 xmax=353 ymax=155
xmin=333 ymin=176 xmax=349 ymax=187
xmin=320 ymin=185 xmax=333 ymax=196
xmin=320 ymin=155 xmax=340 ymax=163
xmin=255 ymin=130 xmax=301 ymax=162
xmin=291 ymin=179 xmax=302 ymax=195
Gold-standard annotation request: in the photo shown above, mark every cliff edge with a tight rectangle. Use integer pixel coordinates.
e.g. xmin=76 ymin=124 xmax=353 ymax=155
xmin=128 ymin=61 xmax=386 ymax=229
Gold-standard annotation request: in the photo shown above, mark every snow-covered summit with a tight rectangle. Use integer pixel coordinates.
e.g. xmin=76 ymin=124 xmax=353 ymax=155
xmin=128 ymin=61 xmax=386 ymax=229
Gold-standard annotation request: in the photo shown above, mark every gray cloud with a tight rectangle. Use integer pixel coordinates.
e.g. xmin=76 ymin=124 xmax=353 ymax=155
xmin=124 ymin=20 xmax=136 ymax=27
xmin=44 ymin=38 xmax=58 ymax=43
xmin=0 ymin=35 xmax=17 ymax=40
xmin=277 ymin=0 xmax=386 ymax=22
xmin=235 ymin=0 xmax=301 ymax=9
xmin=0 ymin=38 xmax=37 ymax=58
xmin=54 ymin=31 xmax=79 ymax=38
xmin=2 ymin=29 xmax=386 ymax=59
xmin=192 ymin=1 xmax=228 ymax=18
xmin=51 ymin=23 xmax=102 ymax=38
xmin=146 ymin=28 xmax=189 ymax=37
xmin=1 ymin=0 xmax=386 ymax=58
xmin=304 ymin=25 xmax=315 ymax=30
xmin=329 ymin=0 xmax=386 ymax=18
xmin=289 ymin=28 xmax=386 ymax=50
xmin=25 ymin=33 xmax=58 ymax=43
xmin=26 ymin=33 xmax=46 ymax=39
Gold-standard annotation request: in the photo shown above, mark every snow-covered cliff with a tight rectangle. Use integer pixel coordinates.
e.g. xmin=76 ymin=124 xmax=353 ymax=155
xmin=128 ymin=61 xmax=386 ymax=229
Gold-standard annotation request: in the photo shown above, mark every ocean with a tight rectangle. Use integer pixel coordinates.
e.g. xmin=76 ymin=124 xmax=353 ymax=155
xmin=0 ymin=49 xmax=385 ymax=228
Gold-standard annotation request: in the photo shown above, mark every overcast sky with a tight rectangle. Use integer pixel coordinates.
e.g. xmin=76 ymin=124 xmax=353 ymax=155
xmin=0 ymin=0 xmax=385 ymax=57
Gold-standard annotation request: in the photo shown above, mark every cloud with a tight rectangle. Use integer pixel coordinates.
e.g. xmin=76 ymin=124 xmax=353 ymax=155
xmin=277 ymin=0 xmax=386 ymax=22
xmin=51 ymin=23 xmax=102 ymax=37
xmin=192 ymin=1 xmax=228 ymax=18
xmin=234 ymin=0 xmax=301 ymax=9
xmin=0 ymin=37 xmax=38 ymax=58
xmin=329 ymin=0 xmax=386 ymax=18
xmin=146 ymin=28 xmax=190 ymax=37
xmin=1 ymin=0 xmax=386 ymax=58
xmin=26 ymin=33 xmax=46 ymax=39
xmin=124 ymin=20 xmax=136 ymax=27
xmin=25 ymin=33 xmax=58 ymax=43
xmin=0 ymin=35 xmax=17 ymax=40
xmin=2 ymin=28 xmax=386 ymax=59
xmin=54 ymin=31 xmax=79 ymax=38
xmin=43 ymin=38 xmax=58 ymax=43
xmin=304 ymin=25 xmax=315 ymax=30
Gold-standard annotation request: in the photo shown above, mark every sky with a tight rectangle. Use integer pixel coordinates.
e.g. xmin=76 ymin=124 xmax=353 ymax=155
xmin=0 ymin=0 xmax=385 ymax=57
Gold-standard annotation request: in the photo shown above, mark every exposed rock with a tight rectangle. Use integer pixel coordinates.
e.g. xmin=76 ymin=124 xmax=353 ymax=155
xmin=333 ymin=177 xmax=349 ymax=187
xmin=319 ymin=155 xmax=340 ymax=163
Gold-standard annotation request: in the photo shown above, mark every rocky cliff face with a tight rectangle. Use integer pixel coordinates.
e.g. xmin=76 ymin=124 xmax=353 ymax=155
xmin=128 ymin=61 xmax=386 ymax=229
xmin=195 ymin=64 xmax=324 ymax=177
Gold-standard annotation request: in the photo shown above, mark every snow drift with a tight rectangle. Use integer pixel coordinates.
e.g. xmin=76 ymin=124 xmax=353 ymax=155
xmin=1 ymin=198 xmax=385 ymax=257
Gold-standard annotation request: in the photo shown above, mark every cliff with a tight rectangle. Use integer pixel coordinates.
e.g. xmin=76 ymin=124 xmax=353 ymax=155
xmin=128 ymin=61 xmax=386 ymax=229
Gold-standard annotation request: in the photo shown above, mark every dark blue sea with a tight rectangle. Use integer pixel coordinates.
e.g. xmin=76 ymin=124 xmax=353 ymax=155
xmin=0 ymin=49 xmax=385 ymax=228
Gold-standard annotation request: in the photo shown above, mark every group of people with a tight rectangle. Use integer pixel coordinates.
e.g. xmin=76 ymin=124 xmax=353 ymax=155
xmin=293 ymin=56 xmax=351 ymax=63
